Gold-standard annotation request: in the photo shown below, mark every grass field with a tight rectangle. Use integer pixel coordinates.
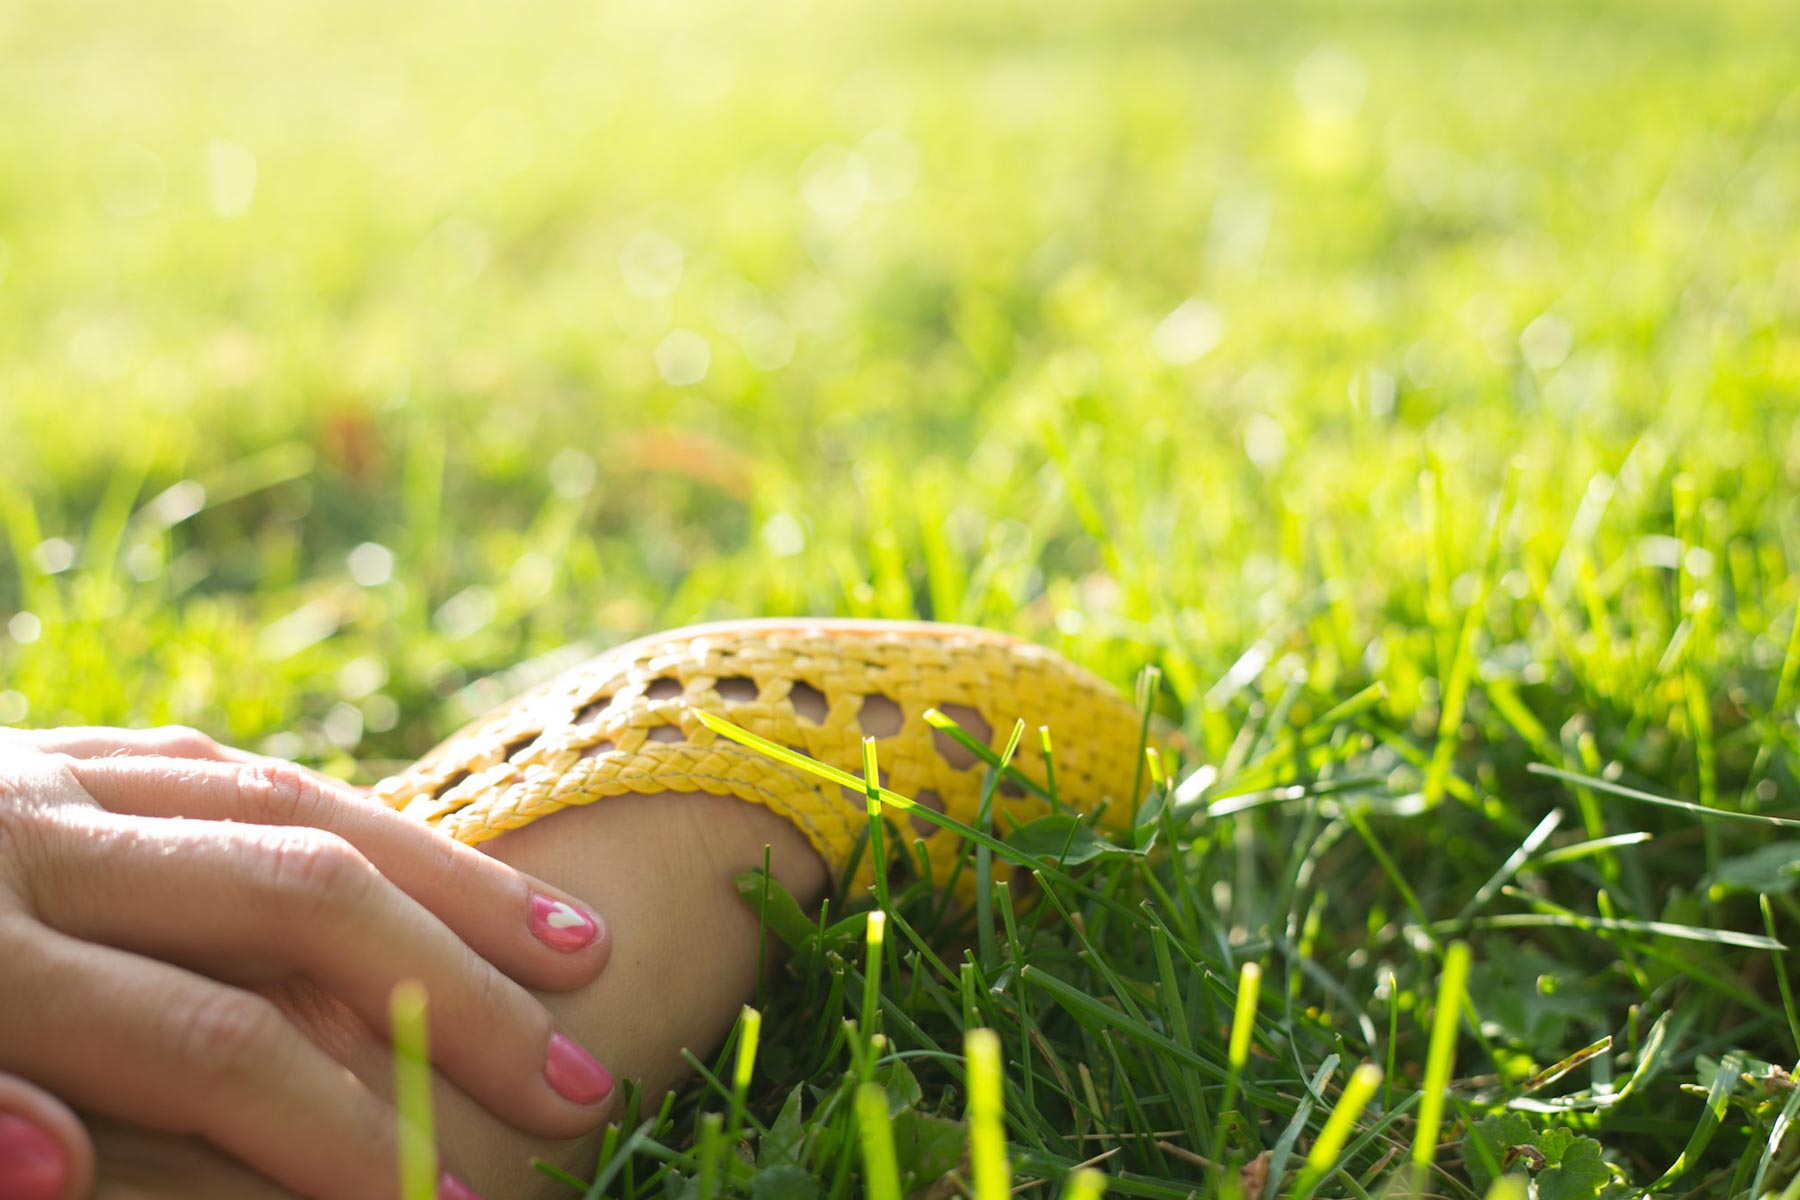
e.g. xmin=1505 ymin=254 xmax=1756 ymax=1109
xmin=5 ymin=0 xmax=1800 ymax=1195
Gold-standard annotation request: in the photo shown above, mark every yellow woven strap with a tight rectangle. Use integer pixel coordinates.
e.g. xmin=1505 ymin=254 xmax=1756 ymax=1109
xmin=373 ymin=619 xmax=1145 ymax=893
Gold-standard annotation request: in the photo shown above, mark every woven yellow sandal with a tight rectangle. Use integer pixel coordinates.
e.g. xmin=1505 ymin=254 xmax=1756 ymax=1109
xmin=373 ymin=619 xmax=1145 ymax=893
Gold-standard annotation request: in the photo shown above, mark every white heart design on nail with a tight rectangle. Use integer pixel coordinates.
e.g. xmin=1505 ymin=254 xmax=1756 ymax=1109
xmin=545 ymin=902 xmax=587 ymax=930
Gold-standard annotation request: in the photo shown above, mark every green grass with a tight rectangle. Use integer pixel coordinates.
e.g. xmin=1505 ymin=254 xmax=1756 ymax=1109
xmin=5 ymin=0 xmax=1800 ymax=1195
xmin=391 ymin=980 xmax=439 ymax=1200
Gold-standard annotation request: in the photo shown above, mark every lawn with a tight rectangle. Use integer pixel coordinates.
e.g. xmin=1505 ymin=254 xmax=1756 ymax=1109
xmin=4 ymin=0 xmax=1800 ymax=1195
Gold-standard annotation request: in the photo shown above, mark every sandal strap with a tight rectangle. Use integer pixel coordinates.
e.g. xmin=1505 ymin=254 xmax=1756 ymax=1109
xmin=374 ymin=620 xmax=1144 ymax=895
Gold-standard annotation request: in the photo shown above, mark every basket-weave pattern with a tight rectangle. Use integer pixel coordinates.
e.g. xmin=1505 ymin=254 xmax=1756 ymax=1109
xmin=374 ymin=619 xmax=1144 ymax=892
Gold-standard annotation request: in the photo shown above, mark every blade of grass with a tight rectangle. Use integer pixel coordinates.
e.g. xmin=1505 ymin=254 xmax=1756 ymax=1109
xmin=1020 ymin=966 xmax=1285 ymax=1105
xmin=1411 ymin=941 xmax=1470 ymax=1169
xmin=1750 ymin=1068 xmax=1800 ymax=1200
xmin=1446 ymin=909 xmax=1783 ymax=951
xmin=1063 ymin=1167 xmax=1109 ymax=1200
xmin=727 ymin=1005 xmax=761 ymax=1149
xmin=1647 ymin=1051 xmax=1744 ymax=1191
xmin=1764 ymin=895 xmax=1800 ymax=1056
xmin=1292 ymin=1062 xmax=1382 ymax=1198
xmin=967 ymin=1028 xmax=1012 ymax=1200
xmin=390 ymin=980 xmax=435 ymax=1200
xmin=1456 ymin=807 xmax=1564 ymax=920
xmin=1528 ymin=764 xmax=1800 ymax=829
xmin=1262 ymin=1055 xmax=1339 ymax=1200
xmin=1535 ymin=832 xmax=1653 ymax=866
xmin=863 ymin=736 xmax=889 ymax=913
xmin=856 ymin=1082 xmax=903 ymax=1200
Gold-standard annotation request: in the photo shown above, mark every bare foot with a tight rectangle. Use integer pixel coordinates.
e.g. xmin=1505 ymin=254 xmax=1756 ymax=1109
xmin=454 ymin=790 xmax=830 ymax=1194
xmin=88 ymin=792 xmax=827 ymax=1199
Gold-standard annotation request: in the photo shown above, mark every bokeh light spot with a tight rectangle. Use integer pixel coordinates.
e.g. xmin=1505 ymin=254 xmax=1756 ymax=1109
xmin=206 ymin=139 xmax=258 ymax=219
xmin=348 ymin=542 xmax=395 ymax=587
xmin=619 ymin=232 xmax=685 ymax=299
xmin=434 ymin=586 xmax=495 ymax=639
xmin=1519 ymin=313 xmax=1574 ymax=372
xmin=7 ymin=612 xmax=42 ymax=644
xmin=799 ymin=144 xmax=869 ymax=227
xmin=761 ymin=513 xmax=806 ymax=557
xmin=31 ymin=538 xmax=75 ymax=575
xmin=858 ymin=130 xmax=918 ymax=203
xmin=1153 ymin=298 xmax=1224 ymax=366
xmin=1293 ymin=45 xmax=1366 ymax=120
xmin=549 ymin=449 xmax=597 ymax=499
xmin=656 ymin=329 xmax=711 ymax=386
xmin=740 ymin=314 xmax=794 ymax=371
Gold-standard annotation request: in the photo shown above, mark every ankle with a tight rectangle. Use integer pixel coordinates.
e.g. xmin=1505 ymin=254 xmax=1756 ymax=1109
xmin=670 ymin=793 xmax=831 ymax=911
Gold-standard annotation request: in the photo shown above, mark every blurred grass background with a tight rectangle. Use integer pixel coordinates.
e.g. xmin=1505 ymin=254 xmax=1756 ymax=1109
xmin=5 ymin=0 xmax=1800 ymax=1188
xmin=5 ymin=0 xmax=1796 ymax=772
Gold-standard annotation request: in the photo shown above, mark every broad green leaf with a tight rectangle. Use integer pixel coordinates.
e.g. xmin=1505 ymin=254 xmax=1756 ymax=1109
xmin=1705 ymin=842 xmax=1800 ymax=895
xmin=1470 ymin=949 xmax=1610 ymax=1047
xmin=1134 ymin=785 xmax=1166 ymax=832
xmin=750 ymin=1165 xmax=822 ymax=1200
xmin=734 ymin=869 xmax=818 ymax=951
xmin=759 ymin=1083 xmax=808 ymax=1169
xmin=1004 ymin=814 xmax=1145 ymax=865
xmin=877 ymin=1060 xmax=922 ymax=1116
xmin=1536 ymin=1134 xmax=1609 ymax=1200
xmin=892 ymin=1110 xmax=966 ymax=1188
xmin=1462 ymin=1112 xmax=1533 ymax=1193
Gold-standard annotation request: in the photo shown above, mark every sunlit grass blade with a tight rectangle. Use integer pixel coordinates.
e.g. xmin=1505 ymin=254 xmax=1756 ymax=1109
xmin=1483 ymin=1175 xmax=1529 ymax=1200
xmin=1215 ymin=960 xmax=1262 ymax=1160
xmin=695 ymin=708 xmax=917 ymax=807
xmin=860 ymin=909 xmax=886 ymax=1079
xmin=1528 ymin=763 xmax=1800 ymax=829
xmin=966 ymin=1028 xmax=1011 ymax=1200
xmin=1445 ymin=909 xmax=1783 ymax=951
xmin=694 ymin=708 xmax=1136 ymax=915
xmin=1456 ymin=807 xmax=1562 ymax=920
xmin=977 ymin=719 xmax=1024 ymax=970
xmin=1226 ymin=961 xmax=1261 ymax=1088
xmin=727 ymin=1005 xmax=761 ymax=1147
xmin=1292 ymin=1061 xmax=1382 ymax=1198
xmin=390 ymin=980 xmax=435 ymax=1200
xmin=1534 ymin=832 xmax=1653 ymax=865
xmin=1515 ymin=1035 xmax=1611 ymax=1098
xmin=1062 ymin=1167 xmax=1109 ymax=1200
xmin=1263 ymin=1055 xmax=1336 ymax=1200
xmin=1412 ymin=941 xmax=1470 ymax=1168
xmin=856 ymin=1082 xmax=903 ymax=1200
xmin=864 ymin=735 xmax=889 ymax=912
xmin=923 ymin=706 xmax=1050 ymax=802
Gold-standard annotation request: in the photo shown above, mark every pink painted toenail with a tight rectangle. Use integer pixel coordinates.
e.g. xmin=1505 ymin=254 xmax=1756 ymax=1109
xmin=0 ymin=1113 xmax=66 ymax=1200
xmin=544 ymin=1032 xmax=615 ymax=1105
xmin=529 ymin=893 xmax=600 ymax=952
xmin=439 ymin=1171 xmax=483 ymax=1200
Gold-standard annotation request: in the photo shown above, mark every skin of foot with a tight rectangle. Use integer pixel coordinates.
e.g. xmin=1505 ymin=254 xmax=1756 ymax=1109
xmin=85 ymin=791 xmax=830 ymax=1198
